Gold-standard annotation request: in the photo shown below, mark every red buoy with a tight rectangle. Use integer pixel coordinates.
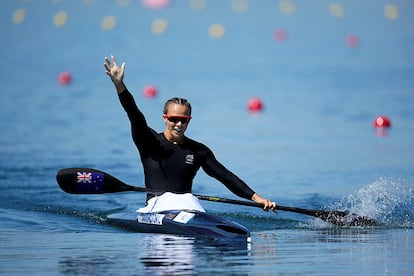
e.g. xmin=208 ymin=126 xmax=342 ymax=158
xmin=58 ymin=71 xmax=72 ymax=85
xmin=373 ymin=115 xmax=391 ymax=128
xmin=143 ymin=85 xmax=158 ymax=98
xmin=247 ymin=97 xmax=264 ymax=113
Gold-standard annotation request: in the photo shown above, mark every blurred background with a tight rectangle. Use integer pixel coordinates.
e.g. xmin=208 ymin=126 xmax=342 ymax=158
xmin=1 ymin=3 xmax=414 ymax=274
xmin=1 ymin=0 xmax=413 ymax=205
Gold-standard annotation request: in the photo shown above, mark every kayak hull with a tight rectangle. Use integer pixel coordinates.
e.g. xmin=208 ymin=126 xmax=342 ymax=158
xmin=107 ymin=210 xmax=250 ymax=242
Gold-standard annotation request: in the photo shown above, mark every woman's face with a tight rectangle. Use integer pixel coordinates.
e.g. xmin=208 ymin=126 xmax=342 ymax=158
xmin=163 ymin=103 xmax=191 ymax=143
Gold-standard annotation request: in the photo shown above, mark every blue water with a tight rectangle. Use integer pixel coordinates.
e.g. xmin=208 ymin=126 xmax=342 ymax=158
xmin=1 ymin=1 xmax=414 ymax=275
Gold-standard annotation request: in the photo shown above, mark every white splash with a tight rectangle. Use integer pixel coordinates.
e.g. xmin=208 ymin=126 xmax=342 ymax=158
xmin=339 ymin=177 xmax=414 ymax=227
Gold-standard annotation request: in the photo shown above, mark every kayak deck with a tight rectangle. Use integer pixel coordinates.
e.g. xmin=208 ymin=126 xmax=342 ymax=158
xmin=107 ymin=210 xmax=251 ymax=243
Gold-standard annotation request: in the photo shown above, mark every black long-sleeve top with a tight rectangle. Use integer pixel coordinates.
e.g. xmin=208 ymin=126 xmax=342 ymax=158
xmin=119 ymin=90 xmax=255 ymax=201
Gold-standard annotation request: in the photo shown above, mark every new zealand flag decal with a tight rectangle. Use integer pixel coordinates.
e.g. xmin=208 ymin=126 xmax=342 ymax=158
xmin=76 ymin=171 xmax=104 ymax=193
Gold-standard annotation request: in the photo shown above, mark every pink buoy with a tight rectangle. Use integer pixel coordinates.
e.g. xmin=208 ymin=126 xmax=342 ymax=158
xmin=373 ymin=115 xmax=391 ymax=128
xmin=247 ymin=97 xmax=264 ymax=113
xmin=58 ymin=71 xmax=72 ymax=85
xmin=274 ymin=29 xmax=287 ymax=42
xmin=141 ymin=0 xmax=171 ymax=9
xmin=143 ymin=85 xmax=158 ymax=98
xmin=346 ymin=34 xmax=360 ymax=48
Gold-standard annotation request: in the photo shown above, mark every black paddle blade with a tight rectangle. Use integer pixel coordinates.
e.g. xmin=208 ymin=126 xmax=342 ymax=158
xmin=56 ymin=168 xmax=143 ymax=194
xmin=276 ymin=206 xmax=377 ymax=227
xmin=314 ymin=210 xmax=377 ymax=227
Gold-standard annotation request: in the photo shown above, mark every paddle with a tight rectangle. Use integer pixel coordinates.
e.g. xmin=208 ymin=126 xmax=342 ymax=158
xmin=56 ymin=168 xmax=377 ymax=227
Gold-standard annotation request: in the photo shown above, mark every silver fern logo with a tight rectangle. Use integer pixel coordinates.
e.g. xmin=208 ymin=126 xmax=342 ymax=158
xmin=185 ymin=154 xmax=194 ymax=165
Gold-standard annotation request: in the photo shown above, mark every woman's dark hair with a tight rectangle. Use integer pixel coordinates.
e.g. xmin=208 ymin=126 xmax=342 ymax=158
xmin=163 ymin=98 xmax=192 ymax=116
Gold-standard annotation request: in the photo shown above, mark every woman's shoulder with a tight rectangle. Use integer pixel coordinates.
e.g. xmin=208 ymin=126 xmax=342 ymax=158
xmin=184 ymin=136 xmax=211 ymax=152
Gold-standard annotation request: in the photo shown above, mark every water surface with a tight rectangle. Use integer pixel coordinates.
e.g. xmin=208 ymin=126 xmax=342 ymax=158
xmin=1 ymin=1 xmax=414 ymax=275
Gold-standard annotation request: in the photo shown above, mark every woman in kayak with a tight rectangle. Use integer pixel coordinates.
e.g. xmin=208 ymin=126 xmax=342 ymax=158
xmin=104 ymin=55 xmax=276 ymax=211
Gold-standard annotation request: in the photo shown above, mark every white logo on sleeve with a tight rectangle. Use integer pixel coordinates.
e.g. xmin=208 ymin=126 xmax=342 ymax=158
xmin=185 ymin=154 xmax=194 ymax=165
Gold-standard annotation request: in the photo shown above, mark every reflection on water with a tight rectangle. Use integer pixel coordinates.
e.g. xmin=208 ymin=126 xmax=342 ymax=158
xmin=59 ymin=255 xmax=116 ymax=275
xmin=251 ymin=232 xmax=278 ymax=262
xmin=139 ymin=234 xmax=252 ymax=275
xmin=54 ymin=228 xmax=412 ymax=275
xmin=259 ymin=228 xmax=414 ymax=275
xmin=139 ymin=235 xmax=196 ymax=275
xmin=2 ymin=227 xmax=412 ymax=275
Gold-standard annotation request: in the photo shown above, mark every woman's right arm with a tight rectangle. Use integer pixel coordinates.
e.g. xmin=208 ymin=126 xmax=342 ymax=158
xmin=104 ymin=54 xmax=155 ymax=150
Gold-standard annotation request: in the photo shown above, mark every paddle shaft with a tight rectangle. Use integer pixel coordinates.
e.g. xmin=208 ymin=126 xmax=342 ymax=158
xmin=111 ymin=187 xmax=350 ymax=220
xmin=193 ymin=194 xmax=346 ymax=217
